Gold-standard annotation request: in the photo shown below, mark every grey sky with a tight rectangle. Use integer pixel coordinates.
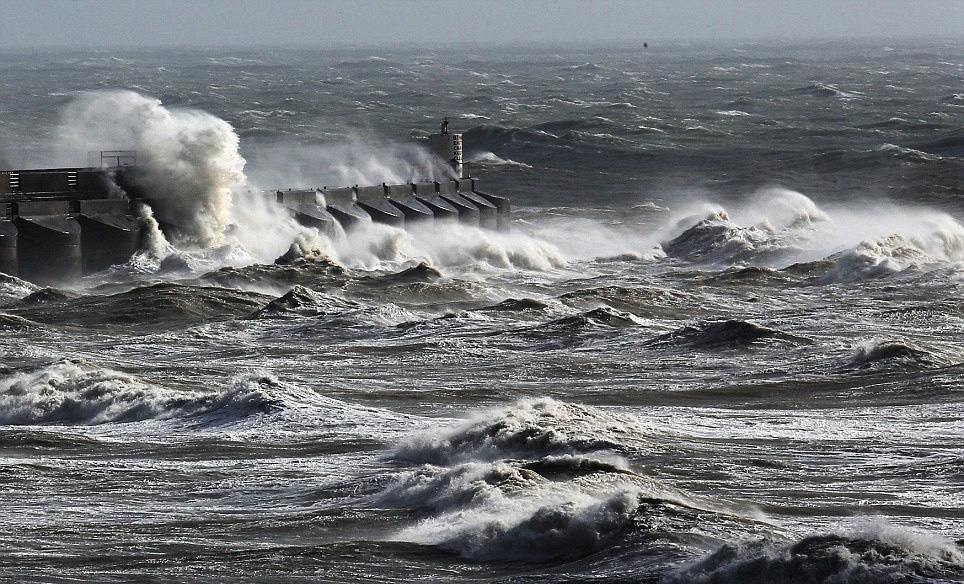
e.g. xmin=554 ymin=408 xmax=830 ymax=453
xmin=0 ymin=0 xmax=961 ymax=49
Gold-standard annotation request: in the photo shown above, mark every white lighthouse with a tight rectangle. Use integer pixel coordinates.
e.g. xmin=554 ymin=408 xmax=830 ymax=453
xmin=428 ymin=117 xmax=465 ymax=178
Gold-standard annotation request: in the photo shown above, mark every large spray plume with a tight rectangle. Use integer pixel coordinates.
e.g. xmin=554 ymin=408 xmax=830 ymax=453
xmin=59 ymin=90 xmax=246 ymax=247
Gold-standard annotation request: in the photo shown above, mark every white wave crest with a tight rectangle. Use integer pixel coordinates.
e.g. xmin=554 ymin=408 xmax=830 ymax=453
xmin=0 ymin=360 xmax=283 ymax=425
xmin=399 ymin=488 xmax=644 ymax=561
xmin=468 ymin=151 xmax=532 ymax=168
xmin=323 ymin=221 xmax=566 ymax=272
xmin=394 ymin=397 xmax=633 ymax=465
xmin=673 ymin=520 xmax=964 ymax=583
xmin=657 ymin=188 xmax=964 ymax=278
xmin=0 ymin=272 xmax=39 ymax=302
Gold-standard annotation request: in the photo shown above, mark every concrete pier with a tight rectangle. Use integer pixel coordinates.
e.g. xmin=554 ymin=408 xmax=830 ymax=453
xmin=0 ymin=221 xmax=18 ymax=277
xmin=294 ymin=178 xmax=511 ymax=234
xmin=1 ymin=118 xmax=511 ymax=283
xmin=276 ymin=189 xmax=339 ymax=236
xmin=355 ymin=185 xmax=405 ymax=227
xmin=458 ymin=191 xmax=498 ymax=230
xmin=386 ymin=183 xmax=433 ymax=223
xmin=1 ymin=167 xmax=144 ymax=283
xmin=412 ymin=182 xmax=458 ymax=221
xmin=14 ymin=201 xmax=83 ymax=284
xmin=319 ymin=187 xmax=370 ymax=229
xmin=0 ymin=166 xmax=510 ymax=284
xmin=0 ymin=120 xmax=512 ymax=283
xmin=77 ymin=199 xmax=142 ymax=275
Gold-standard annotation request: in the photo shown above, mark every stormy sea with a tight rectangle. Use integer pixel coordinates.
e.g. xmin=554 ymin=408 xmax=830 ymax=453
xmin=0 ymin=40 xmax=963 ymax=583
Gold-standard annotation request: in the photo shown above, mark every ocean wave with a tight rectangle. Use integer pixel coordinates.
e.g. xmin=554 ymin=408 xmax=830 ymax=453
xmin=506 ymin=307 xmax=645 ymax=350
xmin=195 ymin=255 xmax=348 ymax=291
xmin=383 ymin=399 xmax=743 ymax=565
xmin=661 ymin=210 xmax=805 ymax=265
xmin=464 ymin=124 xmax=564 ymax=149
xmin=0 ymin=272 xmax=38 ymax=303
xmin=318 ymin=220 xmax=565 ymax=272
xmin=672 ymin=523 xmax=964 ymax=583
xmin=845 ymin=339 xmax=940 ymax=370
xmin=878 ymin=143 xmax=942 ymax=163
xmin=940 ymin=93 xmax=964 ymax=105
xmin=532 ymin=307 xmax=642 ymax=333
xmin=646 ymin=320 xmax=809 ymax=349
xmin=476 ymin=297 xmax=550 ymax=313
xmin=702 ymin=266 xmax=794 ymax=284
xmin=560 ymin=130 xmax=634 ymax=145
xmin=0 ymin=313 xmax=38 ymax=329
xmin=468 ymin=151 xmax=532 ymax=168
xmin=360 ymin=262 xmax=442 ymax=285
xmin=916 ymin=133 xmax=964 ymax=157
xmin=657 ymin=190 xmax=964 ymax=280
xmin=794 ymin=83 xmax=863 ymax=99
xmin=558 ymin=285 xmax=699 ymax=320
xmin=394 ymin=398 xmax=631 ymax=465
xmin=805 ymin=141 xmax=955 ymax=172
xmin=0 ymin=360 xmax=285 ymax=425
xmin=821 ymin=221 xmax=964 ymax=282
xmin=521 ymin=453 xmax=633 ymax=479
xmin=379 ymin=460 xmax=546 ymax=512
xmin=660 ymin=189 xmax=830 ymax=265
xmin=385 ymin=402 xmax=673 ymax=563
xmin=400 ymin=488 xmax=644 ymax=561
xmin=250 ymin=285 xmax=361 ymax=318
xmin=17 ymin=287 xmax=75 ymax=305
xmin=8 ymin=283 xmax=271 ymax=329
xmin=463 ymin=121 xmax=631 ymax=155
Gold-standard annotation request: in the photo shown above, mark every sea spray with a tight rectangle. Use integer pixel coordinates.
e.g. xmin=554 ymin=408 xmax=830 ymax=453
xmin=243 ymin=138 xmax=457 ymax=190
xmin=657 ymin=187 xmax=964 ymax=273
xmin=58 ymin=90 xmax=246 ymax=247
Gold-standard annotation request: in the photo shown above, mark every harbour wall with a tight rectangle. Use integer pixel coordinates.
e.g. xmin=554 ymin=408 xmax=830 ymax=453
xmin=0 ymin=167 xmax=511 ymax=283
xmin=276 ymin=178 xmax=510 ymax=237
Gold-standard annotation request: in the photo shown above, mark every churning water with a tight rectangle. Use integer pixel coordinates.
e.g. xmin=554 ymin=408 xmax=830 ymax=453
xmin=0 ymin=41 xmax=963 ymax=583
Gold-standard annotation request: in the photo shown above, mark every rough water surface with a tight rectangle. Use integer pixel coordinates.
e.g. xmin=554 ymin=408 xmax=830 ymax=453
xmin=0 ymin=41 xmax=963 ymax=583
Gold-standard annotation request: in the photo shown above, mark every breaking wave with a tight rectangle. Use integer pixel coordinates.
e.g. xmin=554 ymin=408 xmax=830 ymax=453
xmin=673 ymin=522 xmax=964 ymax=583
xmin=657 ymin=188 xmax=964 ymax=280
xmin=59 ymin=90 xmax=246 ymax=247
xmin=821 ymin=221 xmax=964 ymax=282
xmin=659 ymin=188 xmax=829 ymax=265
xmin=0 ymin=360 xmax=287 ymax=425
xmin=0 ymin=272 xmax=39 ymax=303
xmin=326 ymin=221 xmax=566 ymax=272
xmin=468 ymin=150 xmax=533 ymax=168
xmin=846 ymin=339 xmax=940 ymax=369
xmin=383 ymin=398 xmax=699 ymax=562
xmin=400 ymin=488 xmax=645 ymax=561
xmin=393 ymin=398 xmax=632 ymax=465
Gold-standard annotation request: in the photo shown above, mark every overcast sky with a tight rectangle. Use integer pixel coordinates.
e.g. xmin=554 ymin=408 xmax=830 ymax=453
xmin=0 ymin=0 xmax=961 ymax=49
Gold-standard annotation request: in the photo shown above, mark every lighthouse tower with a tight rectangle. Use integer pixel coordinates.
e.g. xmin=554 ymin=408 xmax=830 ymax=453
xmin=428 ymin=118 xmax=465 ymax=178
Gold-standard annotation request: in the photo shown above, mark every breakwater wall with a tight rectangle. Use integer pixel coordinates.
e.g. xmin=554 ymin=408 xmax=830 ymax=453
xmin=276 ymin=177 xmax=510 ymax=236
xmin=0 ymin=167 xmax=510 ymax=283
xmin=0 ymin=168 xmax=142 ymax=284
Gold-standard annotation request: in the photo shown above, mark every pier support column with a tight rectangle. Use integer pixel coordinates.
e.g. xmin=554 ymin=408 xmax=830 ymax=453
xmin=15 ymin=202 xmax=82 ymax=284
xmin=0 ymin=221 xmax=18 ymax=277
